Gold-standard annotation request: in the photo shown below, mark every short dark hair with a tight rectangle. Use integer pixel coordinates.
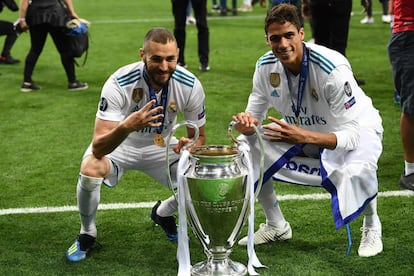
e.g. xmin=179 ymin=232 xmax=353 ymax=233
xmin=143 ymin=27 xmax=177 ymax=51
xmin=264 ymin=4 xmax=301 ymax=34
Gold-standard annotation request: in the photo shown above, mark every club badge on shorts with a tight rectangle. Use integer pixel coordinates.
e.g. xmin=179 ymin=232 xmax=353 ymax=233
xmin=132 ymin=88 xmax=144 ymax=103
xmin=154 ymin=133 xmax=165 ymax=147
xmin=270 ymin=73 xmax=280 ymax=88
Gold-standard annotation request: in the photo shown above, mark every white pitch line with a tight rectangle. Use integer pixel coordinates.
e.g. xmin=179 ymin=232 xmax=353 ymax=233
xmin=0 ymin=190 xmax=412 ymax=216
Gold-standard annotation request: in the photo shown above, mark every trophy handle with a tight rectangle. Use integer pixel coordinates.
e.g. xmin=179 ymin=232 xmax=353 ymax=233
xmin=165 ymin=120 xmax=199 ymax=195
xmin=227 ymin=120 xmax=265 ymax=196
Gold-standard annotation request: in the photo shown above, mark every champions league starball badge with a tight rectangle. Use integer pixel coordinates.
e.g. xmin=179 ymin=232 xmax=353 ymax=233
xmin=344 ymin=81 xmax=352 ymax=97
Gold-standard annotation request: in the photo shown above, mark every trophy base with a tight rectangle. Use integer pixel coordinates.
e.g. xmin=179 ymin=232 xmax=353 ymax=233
xmin=191 ymin=258 xmax=247 ymax=276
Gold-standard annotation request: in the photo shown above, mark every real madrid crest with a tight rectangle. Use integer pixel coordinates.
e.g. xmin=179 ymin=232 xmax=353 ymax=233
xmin=270 ymin=73 xmax=280 ymax=88
xmin=311 ymin=88 xmax=319 ymax=101
xmin=168 ymin=100 xmax=177 ymax=113
xmin=344 ymin=81 xmax=352 ymax=97
xmin=132 ymin=88 xmax=144 ymax=103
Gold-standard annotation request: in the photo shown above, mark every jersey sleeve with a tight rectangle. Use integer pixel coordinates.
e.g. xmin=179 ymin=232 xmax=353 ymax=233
xmin=245 ymin=62 xmax=271 ymax=123
xmin=324 ymin=65 xmax=364 ymax=150
xmin=324 ymin=65 xmax=363 ymax=124
xmin=96 ymin=75 xmax=126 ymax=122
xmin=183 ymin=78 xmax=206 ymax=127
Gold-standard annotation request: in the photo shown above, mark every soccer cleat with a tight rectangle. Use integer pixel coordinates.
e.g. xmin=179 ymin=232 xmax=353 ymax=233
xmin=360 ymin=16 xmax=374 ymax=24
xmin=199 ymin=64 xmax=210 ymax=72
xmin=21 ymin=82 xmax=40 ymax=92
xmin=0 ymin=55 xmax=20 ymax=64
xmin=382 ymin=15 xmax=392 ymax=24
xmin=358 ymin=226 xmax=383 ymax=257
xmin=238 ymin=4 xmax=253 ymax=12
xmin=399 ymin=172 xmax=414 ymax=191
xmin=150 ymin=200 xmax=178 ymax=242
xmin=238 ymin=222 xmax=292 ymax=246
xmin=66 ymin=234 xmax=96 ymax=262
xmin=68 ymin=81 xmax=88 ymax=91
xmin=186 ymin=16 xmax=196 ymax=25
xmin=211 ymin=5 xmax=220 ymax=12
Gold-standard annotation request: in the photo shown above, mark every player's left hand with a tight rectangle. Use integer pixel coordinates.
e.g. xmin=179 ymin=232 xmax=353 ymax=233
xmin=263 ymin=116 xmax=307 ymax=144
xmin=173 ymin=137 xmax=196 ymax=154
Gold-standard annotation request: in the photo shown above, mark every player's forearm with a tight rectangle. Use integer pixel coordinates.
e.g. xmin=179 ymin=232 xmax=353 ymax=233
xmin=92 ymin=125 xmax=130 ymax=159
xmin=194 ymin=134 xmax=206 ymax=147
xmin=303 ymin=130 xmax=337 ymax=150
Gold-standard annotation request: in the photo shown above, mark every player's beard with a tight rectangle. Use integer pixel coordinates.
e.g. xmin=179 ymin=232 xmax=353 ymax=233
xmin=144 ymin=62 xmax=174 ymax=90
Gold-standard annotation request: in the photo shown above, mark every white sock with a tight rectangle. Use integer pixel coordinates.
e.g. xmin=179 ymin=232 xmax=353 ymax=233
xmin=156 ymin=195 xmax=178 ymax=217
xmin=77 ymin=174 xmax=103 ymax=237
xmin=362 ymin=198 xmax=381 ymax=229
xmin=363 ymin=215 xmax=381 ymax=229
xmin=257 ymin=182 xmax=287 ymax=228
xmin=405 ymin=161 xmax=414 ymax=176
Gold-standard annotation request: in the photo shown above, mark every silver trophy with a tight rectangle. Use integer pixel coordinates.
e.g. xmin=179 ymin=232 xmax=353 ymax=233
xmin=166 ymin=121 xmax=264 ymax=276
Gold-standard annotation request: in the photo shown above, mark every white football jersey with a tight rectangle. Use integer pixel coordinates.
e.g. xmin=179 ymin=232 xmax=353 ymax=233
xmin=246 ymin=42 xmax=383 ymax=136
xmin=96 ymin=62 xmax=206 ymax=145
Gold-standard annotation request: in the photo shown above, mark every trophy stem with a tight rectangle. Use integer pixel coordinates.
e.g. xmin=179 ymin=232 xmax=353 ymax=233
xmin=191 ymin=255 xmax=247 ymax=276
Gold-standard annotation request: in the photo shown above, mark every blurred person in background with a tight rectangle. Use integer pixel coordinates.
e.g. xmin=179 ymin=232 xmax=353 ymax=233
xmin=0 ymin=0 xmax=21 ymax=65
xmin=218 ymin=0 xmax=237 ymax=16
xmin=172 ymin=0 xmax=210 ymax=71
xmin=238 ymin=0 xmax=266 ymax=13
xmin=388 ymin=0 xmax=414 ymax=190
xmin=186 ymin=1 xmax=196 ymax=25
xmin=17 ymin=0 xmax=87 ymax=92
xmin=302 ymin=0 xmax=366 ymax=86
xmin=360 ymin=0 xmax=392 ymax=24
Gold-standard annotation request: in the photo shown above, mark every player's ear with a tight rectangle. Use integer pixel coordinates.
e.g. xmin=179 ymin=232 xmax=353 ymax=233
xmin=265 ymin=34 xmax=270 ymax=46
xmin=299 ymin=27 xmax=305 ymax=41
xmin=139 ymin=48 xmax=145 ymax=60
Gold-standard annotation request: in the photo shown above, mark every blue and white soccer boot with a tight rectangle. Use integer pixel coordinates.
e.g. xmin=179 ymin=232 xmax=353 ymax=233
xmin=150 ymin=200 xmax=178 ymax=242
xmin=66 ymin=234 xmax=96 ymax=262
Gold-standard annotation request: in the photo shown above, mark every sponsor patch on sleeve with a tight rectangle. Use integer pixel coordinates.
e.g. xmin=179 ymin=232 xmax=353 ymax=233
xmin=344 ymin=96 xmax=356 ymax=109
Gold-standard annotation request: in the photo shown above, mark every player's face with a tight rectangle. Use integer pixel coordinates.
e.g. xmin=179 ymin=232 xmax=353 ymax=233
xmin=266 ymin=22 xmax=304 ymax=74
xmin=141 ymin=41 xmax=179 ymax=90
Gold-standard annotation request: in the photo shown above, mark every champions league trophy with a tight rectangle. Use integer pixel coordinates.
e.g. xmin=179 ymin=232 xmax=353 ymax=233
xmin=166 ymin=121 xmax=265 ymax=276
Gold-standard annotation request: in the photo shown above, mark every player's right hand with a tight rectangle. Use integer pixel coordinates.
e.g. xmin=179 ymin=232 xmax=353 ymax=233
xmin=122 ymin=100 xmax=164 ymax=132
